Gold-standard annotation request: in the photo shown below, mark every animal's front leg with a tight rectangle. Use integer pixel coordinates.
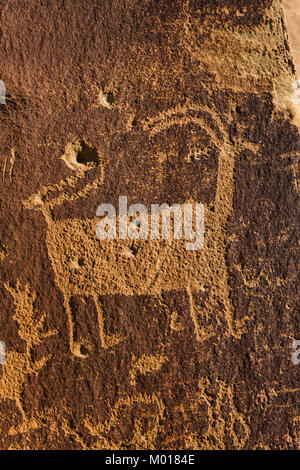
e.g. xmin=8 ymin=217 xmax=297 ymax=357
xmin=62 ymin=293 xmax=89 ymax=358
xmin=93 ymin=294 xmax=123 ymax=349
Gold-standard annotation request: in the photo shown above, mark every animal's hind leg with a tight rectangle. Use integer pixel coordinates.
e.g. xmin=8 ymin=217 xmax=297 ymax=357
xmin=186 ymin=285 xmax=215 ymax=343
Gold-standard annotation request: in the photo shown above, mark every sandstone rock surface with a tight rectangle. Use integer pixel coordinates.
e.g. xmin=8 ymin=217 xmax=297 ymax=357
xmin=0 ymin=0 xmax=299 ymax=449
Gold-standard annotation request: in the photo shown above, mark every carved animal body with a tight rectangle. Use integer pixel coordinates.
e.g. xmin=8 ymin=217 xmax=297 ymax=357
xmin=24 ymin=103 xmax=246 ymax=357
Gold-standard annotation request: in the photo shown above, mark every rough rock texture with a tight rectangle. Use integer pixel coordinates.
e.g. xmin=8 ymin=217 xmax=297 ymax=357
xmin=283 ymin=0 xmax=300 ymax=75
xmin=0 ymin=0 xmax=299 ymax=450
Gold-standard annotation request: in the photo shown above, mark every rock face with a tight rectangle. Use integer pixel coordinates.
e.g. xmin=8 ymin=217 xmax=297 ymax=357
xmin=283 ymin=0 xmax=300 ymax=76
xmin=0 ymin=0 xmax=299 ymax=450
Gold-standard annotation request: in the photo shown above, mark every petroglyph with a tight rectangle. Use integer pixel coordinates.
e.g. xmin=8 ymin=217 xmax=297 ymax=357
xmin=130 ymin=354 xmax=168 ymax=385
xmin=0 ymin=0 xmax=299 ymax=450
xmin=84 ymin=393 xmax=165 ymax=449
xmin=1 ymin=282 xmax=57 ymax=423
xmin=2 ymin=148 xmax=17 ymax=183
xmin=23 ymin=100 xmax=252 ymax=356
xmin=179 ymin=379 xmax=251 ymax=450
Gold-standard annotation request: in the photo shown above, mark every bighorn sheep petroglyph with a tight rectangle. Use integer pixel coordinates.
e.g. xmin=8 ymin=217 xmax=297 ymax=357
xmin=24 ymin=101 xmax=248 ymax=357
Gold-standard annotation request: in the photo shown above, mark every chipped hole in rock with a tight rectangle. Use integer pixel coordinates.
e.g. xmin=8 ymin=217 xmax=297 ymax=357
xmin=80 ymin=344 xmax=89 ymax=356
xmin=130 ymin=244 xmax=139 ymax=256
xmin=76 ymin=140 xmax=99 ymax=166
xmin=101 ymin=92 xmax=114 ymax=107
